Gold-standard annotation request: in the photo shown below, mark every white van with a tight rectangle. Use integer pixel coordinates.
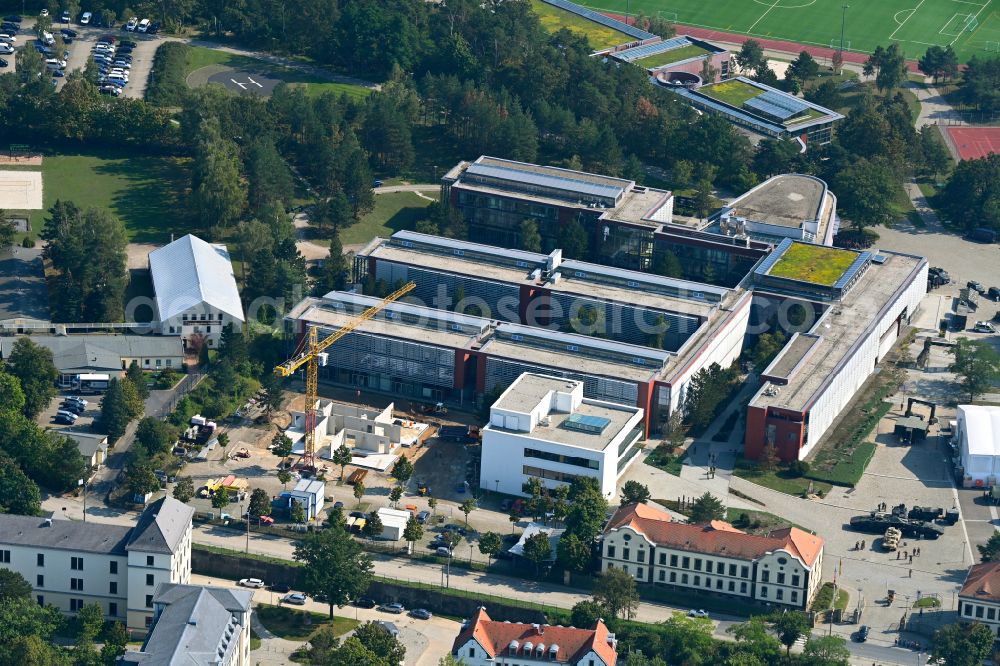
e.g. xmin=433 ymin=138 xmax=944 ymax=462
xmin=125 ymin=17 xmax=137 ymax=31
xmin=137 ymin=18 xmax=150 ymax=32
xmin=41 ymin=30 xmax=55 ymax=45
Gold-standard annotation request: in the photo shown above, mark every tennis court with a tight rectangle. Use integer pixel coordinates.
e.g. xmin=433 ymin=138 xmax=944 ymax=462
xmin=577 ymin=0 xmax=999 ymax=61
xmin=946 ymin=126 xmax=1000 ymax=160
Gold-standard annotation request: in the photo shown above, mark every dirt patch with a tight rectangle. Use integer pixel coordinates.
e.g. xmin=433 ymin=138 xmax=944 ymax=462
xmin=0 ymin=154 xmax=43 ymax=166
xmin=127 ymin=242 xmax=159 ymax=269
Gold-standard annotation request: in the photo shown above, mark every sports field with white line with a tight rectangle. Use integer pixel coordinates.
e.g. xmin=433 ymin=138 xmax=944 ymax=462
xmin=579 ymin=0 xmax=1000 ymax=61
xmin=0 ymin=171 xmax=42 ymax=209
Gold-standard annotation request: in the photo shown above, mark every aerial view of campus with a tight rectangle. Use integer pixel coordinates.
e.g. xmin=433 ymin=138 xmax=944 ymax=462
xmin=0 ymin=0 xmax=1000 ymax=664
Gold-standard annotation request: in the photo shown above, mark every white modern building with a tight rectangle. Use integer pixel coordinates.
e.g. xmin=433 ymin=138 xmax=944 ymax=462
xmin=149 ymin=234 xmax=245 ymax=350
xmin=956 ymin=405 xmax=1000 ymax=488
xmin=451 ymin=607 xmax=618 ymax=666
xmin=959 ymin=561 xmax=1000 ymax=638
xmin=121 ymin=583 xmax=253 ymax=665
xmin=480 ymin=373 xmax=644 ymax=499
xmin=600 ymin=503 xmax=824 ymax=610
xmin=287 ymin=479 xmax=325 ymax=522
xmin=377 ymin=508 xmax=411 ymax=541
xmin=0 ymin=496 xmax=193 ymax=630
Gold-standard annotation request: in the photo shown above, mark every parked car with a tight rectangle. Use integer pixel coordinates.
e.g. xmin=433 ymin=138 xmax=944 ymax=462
xmin=353 ymin=597 xmax=376 ymax=608
xmin=0 ymin=58 xmax=7 ymax=67
xmin=855 ymin=625 xmax=870 ymax=642
xmin=0 ymin=33 xmax=16 ymax=42
xmin=988 ymin=287 xmax=1000 ymax=302
xmin=333 ymin=501 xmax=344 ymax=509
xmin=2 ymin=15 xmax=22 ymax=23
xmin=60 ymin=10 xmax=70 ymax=22
xmin=416 ymin=510 xmax=430 ymax=524
xmin=137 ymin=18 xmax=150 ymax=32
xmin=973 ymin=321 xmax=997 ymax=334
xmin=64 ymin=396 xmax=88 ymax=407
xmin=378 ymin=602 xmax=405 ymax=614
xmin=125 ymin=17 xmax=138 ymax=31
xmin=687 ymin=609 xmax=709 ymax=618
xmin=409 ymin=608 xmax=432 ymax=620
xmin=147 ymin=20 xmax=160 ymax=33
xmin=444 ymin=523 xmax=467 ymax=536
xmin=61 ymin=28 xmax=78 ymax=37
xmin=282 ymin=593 xmax=307 ymax=605
xmin=0 ymin=44 xmax=13 ymax=54
xmin=39 ymin=8 xmax=48 ymax=16
xmin=54 ymin=414 xmax=75 ymax=425
xmin=258 ymin=515 xmax=274 ymax=525
xmin=435 ymin=546 xmax=453 ymax=557
xmin=80 ymin=12 xmax=92 ymax=24
xmin=269 ymin=583 xmax=291 ymax=593
xmin=238 ymin=578 xmax=265 ymax=589
xmin=50 ymin=69 xmax=65 ymax=77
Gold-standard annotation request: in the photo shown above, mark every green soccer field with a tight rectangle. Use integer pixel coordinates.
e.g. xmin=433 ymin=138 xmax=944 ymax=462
xmin=576 ymin=0 xmax=1000 ymax=62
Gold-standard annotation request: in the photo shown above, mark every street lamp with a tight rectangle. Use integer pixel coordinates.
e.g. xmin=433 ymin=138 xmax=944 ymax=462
xmin=494 ymin=479 xmax=499 ymax=494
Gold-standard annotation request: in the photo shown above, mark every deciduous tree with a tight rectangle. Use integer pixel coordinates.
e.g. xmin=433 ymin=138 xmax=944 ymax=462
xmin=172 ymin=477 xmax=195 ymax=503
xmin=522 ymin=531 xmax=552 ymax=576
xmin=5 ymin=338 xmax=58 ymax=419
xmin=294 ymin=527 xmax=374 ymax=618
xmin=593 ymin=567 xmax=639 ymax=619
xmin=477 ymin=531 xmax=502 ymax=565
xmin=931 ymin=622 xmax=994 ymax=666
xmin=950 ymin=338 xmax=1000 ymax=401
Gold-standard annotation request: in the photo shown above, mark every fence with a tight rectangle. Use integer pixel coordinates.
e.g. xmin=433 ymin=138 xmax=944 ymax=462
xmin=151 ymin=370 xmax=204 ymax=419
xmin=934 ymin=110 xmax=1000 ymax=126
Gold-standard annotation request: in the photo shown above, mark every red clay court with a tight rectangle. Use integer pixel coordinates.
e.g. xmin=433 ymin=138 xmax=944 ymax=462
xmin=946 ymin=127 xmax=1000 ymax=161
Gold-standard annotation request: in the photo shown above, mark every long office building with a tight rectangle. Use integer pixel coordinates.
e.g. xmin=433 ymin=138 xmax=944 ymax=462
xmin=287 ymin=240 xmax=752 ymax=436
xmin=745 ymin=240 xmax=927 ymax=461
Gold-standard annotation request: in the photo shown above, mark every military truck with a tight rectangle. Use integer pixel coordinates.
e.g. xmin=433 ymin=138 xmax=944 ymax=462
xmin=848 ymin=512 xmax=944 ymax=539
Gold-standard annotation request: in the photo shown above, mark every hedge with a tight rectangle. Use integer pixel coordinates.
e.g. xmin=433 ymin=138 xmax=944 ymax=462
xmin=146 ymin=42 xmax=191 ymax=106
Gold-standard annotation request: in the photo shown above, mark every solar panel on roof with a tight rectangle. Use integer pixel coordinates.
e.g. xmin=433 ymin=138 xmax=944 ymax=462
xmin=832 ymin=252 xmax=872 ymax=290
xmin=617 ymin=36 xmax=691 ymax=61
xmin=757 ymin=90 xmax=809 ymax=114
xmin=464 ymin=163 xmax=625 ymax=201
xmin=744 ymin=97 xmax=800 ymax=121
xmin=543 ymin=0 xmax=656 ymax=40
xmin=563 ymin=413 xmax=612 ymax=434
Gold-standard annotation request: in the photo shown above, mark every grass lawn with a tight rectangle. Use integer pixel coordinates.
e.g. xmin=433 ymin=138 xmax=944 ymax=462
xmin=645 ymin=446 xmax=687 ymax=476
xmin=655 ymin=500 xmax=816 ymax=535
xmin=700 ymin=78 xmax=762 ymax=107
xmin=15 ymin=151 xmax=192 ymax=243
xmin=255 ymin=605 xmax=359 ymax=641
xmin=530 ymin=0 xmax=633 ymax=50
xmin=634 ymin=43 xmax=710 ymax=69
xmin=914 ymin=596 xmax=942 ymax=608
xmin=249 ymin=628 xmax=262 ymax=651
xmin=734 ymin=461 xmax=833 ymax=497
xmin=578 ymin=0 xmax=999 ymax=62
xmin=185 ymin=46 xmax=371 ymax=100
xmin=767 ymin=242 xmax=858 ymax=285
xmin=339 ymin=191 xmax=438 ymax=245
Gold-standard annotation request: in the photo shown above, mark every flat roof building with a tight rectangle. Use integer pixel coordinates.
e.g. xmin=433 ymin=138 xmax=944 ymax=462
xmin=442 ymin=156 xmax=673 ymax=272
xmin=612 ymin=35 xmax=731 ymax=83
xmin=307 ymin=228 xmax=757 ymax=429
xmin=480 ymin=374 xmax=645 ymax=498
xmin=663 ymin=77 xmax=843 ymax=146
xmin=956 ymin=405 xmax=1000 ymax=488
xmin=746 ymin=240 xmax=927 ymax=461
xmin=711 ymin=174 xmax=838 ymax=246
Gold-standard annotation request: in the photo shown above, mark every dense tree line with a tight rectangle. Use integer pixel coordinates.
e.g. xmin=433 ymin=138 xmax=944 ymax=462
xmin=938 ymin=153 xmax=1000 ymax=233
xmin=41 ymin=201 xmax=130 ymax=323
xmin=0 ymin=340 xmax=87 ymax=501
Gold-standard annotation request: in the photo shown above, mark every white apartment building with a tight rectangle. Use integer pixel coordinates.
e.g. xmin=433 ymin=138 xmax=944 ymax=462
xmin=480 ymin=374 xmax=644 ymax=499
xmin=452 ymin=607 xmax=618 ymax=666
xmin=0 ymin=496 xmax=194 ymax=630
xmin=149 ymin=234 xmax=245 ymax=350
xmin=121 ymin=584 xmax=253 ymax=665
xmin=600 ymin=503 xmax=824 ymax=610
xmin=959 ymin=561 xmax=1000 ymax=638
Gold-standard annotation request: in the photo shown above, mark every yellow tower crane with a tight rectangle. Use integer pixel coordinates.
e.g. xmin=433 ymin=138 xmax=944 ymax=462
xmin=274 ymin=282 xmax=416 ymax=469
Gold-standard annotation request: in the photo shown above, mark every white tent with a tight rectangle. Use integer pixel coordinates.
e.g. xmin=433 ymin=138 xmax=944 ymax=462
xmin=958 ymin=405 xmax=1000 ymax=487
xmin=377 ymin=508 xmax=411 ymax=541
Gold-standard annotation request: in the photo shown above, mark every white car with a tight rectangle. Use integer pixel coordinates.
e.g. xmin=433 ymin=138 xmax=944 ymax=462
xmin=0 ymin=33 xmax=16 ymax=42
xmin=39 ymin=8 xmax=48 ymax=16
xmin=80 ymin=11 xmax=91 ymax=24
xmin=238 ymin=578 xmax=265 ymax=589
xmin=45 ymin=58 xmax=67 ymax=68
xmin=973 ymin=321 xmax=997 ymax=334
xmin=125 ymin=17 xmax=138 ymax=31
xmin=0 ymin=44 xmax=13 ymax=54
xmin=137 ymin=18 xmax=150 ymax=32
xmin=41 ymin=31 xmax=55 ymax=45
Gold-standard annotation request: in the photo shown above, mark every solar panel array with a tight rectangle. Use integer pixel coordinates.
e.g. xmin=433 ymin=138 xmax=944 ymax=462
xmin=616 ymin=36 xmax=690 ymax=62
xmin=743 ymin=90 xmax=810 ymax=121
xmin=563 ymin=413 xmax=612 ymax=434
xmin=464 ymin=163 xmax=625 ymax=202
xmin=543 ymin=0 xmax=657 ymax=41
xmin=832 ymin=251 xmax=872 ymax=291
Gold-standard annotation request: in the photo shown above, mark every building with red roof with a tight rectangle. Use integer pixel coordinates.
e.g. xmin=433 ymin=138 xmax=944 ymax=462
xmin=959 ymin=561 xmax=1000 ymax=638
xmin=452 ymin=607 xmax=617 ymax=665
xmin=600 ymin=503 xmax=824 ymax=610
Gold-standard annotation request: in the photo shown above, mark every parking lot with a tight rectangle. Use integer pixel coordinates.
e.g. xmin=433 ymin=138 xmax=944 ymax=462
xmin=37 ymin=390 xmax=102 ymax=432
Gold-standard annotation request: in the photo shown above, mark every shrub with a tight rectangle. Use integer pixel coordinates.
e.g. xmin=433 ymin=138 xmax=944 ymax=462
xmin=21 ymin=236 xmax=35 ymax=248
xmin=146 ymin=42 xmax=191 ymax=106
xmin=788 ymin=460 xmax=810 ymax=476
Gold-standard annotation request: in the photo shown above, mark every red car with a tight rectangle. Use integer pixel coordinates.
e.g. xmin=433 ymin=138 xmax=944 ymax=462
xmin=259 ymin=516 xmax=274 ymax=525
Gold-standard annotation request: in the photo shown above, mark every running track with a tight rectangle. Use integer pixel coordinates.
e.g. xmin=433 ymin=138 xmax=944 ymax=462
xmin=600 ymin=13 xmax=923 ymax=72
xmin=946 ymin=127 xmax=1000 ymax=160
